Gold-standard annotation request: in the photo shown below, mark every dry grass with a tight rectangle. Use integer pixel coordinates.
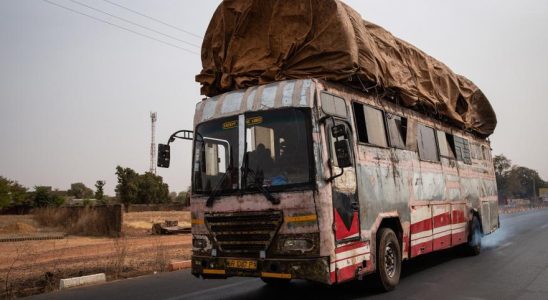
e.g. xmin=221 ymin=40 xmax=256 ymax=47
xmin=0 ymin=210 xmax=192 ymax=298
xmin=32 ymin=206 xmax=122 ymax=237
xmin=0 ymin=215 xmax=61 ymax=241
xmin=0 ymin=235 xmax=191 ymax=298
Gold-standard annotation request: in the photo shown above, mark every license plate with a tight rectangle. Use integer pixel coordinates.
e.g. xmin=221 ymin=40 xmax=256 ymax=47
xmin=226 ymin=259 xmax=257 ymax=270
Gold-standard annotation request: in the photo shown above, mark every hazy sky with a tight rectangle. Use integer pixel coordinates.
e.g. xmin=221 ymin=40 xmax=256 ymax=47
xmin=1 ymin=0 xmax=547 ymax=195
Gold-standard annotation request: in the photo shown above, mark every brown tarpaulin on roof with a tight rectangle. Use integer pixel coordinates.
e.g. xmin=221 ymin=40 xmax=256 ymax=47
xmin=196 ymin=0 xmax=497 ymax=136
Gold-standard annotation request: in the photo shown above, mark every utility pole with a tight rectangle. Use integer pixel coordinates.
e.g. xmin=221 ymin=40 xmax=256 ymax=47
xmin=150 ymin=112 xmax=157 ymax=174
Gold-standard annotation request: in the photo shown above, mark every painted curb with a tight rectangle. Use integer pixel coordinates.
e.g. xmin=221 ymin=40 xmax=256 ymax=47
xmin=169 ymin=260 xmax=191 ymax=271
xmin=59 ymin=273 xmax=106 ymax=290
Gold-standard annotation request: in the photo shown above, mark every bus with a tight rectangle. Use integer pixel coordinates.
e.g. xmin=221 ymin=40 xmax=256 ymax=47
xmin=158 ymin=78 xmax=499 ymax=291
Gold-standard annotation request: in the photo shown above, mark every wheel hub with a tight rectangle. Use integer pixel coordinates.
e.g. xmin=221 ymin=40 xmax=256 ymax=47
xmin=385 ymin=242 xmax=396 ymax=278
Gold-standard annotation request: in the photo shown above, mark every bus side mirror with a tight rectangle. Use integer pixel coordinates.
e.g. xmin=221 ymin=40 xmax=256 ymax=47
xmin=157 ymin=144 xmax=171 ymax=168
xmin=331 ymin=124 xmax=347 ymax=138
xmin=334 ymin=140 xmax=352 ymax=168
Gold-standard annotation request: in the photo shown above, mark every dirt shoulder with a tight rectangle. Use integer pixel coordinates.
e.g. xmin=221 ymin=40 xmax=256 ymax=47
xmin=1 ymin=234 xmax=192 ymax=298
xmin=0 ymin=212 xmax=192 ymax=299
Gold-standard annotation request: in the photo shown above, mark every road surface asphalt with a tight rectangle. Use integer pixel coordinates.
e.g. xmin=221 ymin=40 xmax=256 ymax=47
xmin=28 ymin=208 xmax=548 ymax=300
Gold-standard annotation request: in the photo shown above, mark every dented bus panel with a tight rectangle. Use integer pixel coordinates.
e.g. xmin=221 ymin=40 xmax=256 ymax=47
xmin=186 ymin=79 xmax=498 ymax=288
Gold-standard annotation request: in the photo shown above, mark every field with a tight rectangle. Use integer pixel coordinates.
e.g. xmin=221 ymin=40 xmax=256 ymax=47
xmin=0 ymin=211 xmax=192 ymax=298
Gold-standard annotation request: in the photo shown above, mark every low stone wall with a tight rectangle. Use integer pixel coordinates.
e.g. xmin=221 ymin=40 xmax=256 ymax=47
xmin=33 ymin=205 xmax=123 ymax=237
xmin=127 ymin=204 xmax=188 ymax=212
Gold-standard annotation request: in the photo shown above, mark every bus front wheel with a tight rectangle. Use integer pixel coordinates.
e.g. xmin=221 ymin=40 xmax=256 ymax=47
xmin=375 ymin=228 xmax=401 ymax=291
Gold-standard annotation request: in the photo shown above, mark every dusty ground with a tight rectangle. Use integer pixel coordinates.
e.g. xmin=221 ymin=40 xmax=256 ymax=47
xmin=0 ymin=211 xmax=192 ymax=299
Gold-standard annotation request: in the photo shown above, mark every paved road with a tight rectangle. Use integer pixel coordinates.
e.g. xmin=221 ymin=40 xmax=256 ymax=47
xmin=29 ymin=209 xmax=548 ymax=300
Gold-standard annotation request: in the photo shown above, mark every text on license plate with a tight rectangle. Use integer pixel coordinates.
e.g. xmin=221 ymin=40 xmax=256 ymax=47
xmin=226 ymin=259 xmax=257 ymax=270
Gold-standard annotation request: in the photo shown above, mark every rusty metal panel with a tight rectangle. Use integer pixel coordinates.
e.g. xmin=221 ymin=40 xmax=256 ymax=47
xmin=194 ymin=79 xmax=315 ymax=126
xmin=432 ymin=204 xmax=451 ymax=251
xmin=410 ymin=205 xmax=433 ymax=257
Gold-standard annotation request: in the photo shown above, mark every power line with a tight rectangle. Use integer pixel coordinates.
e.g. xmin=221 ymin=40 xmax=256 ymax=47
xmin=69 ymin=0 xmax=200 ymax=48
xmin=102 ymin=0 xmax=203 ymax=40
xmin=41 ymin=0 xmax=199 ymax=55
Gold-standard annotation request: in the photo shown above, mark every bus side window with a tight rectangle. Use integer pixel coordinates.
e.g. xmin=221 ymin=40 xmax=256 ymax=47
xmin=417 ymin=124 xmax=440 ymax=162
xmin=482 ymin=145 xmax=492 ymax=162
xmin=386 ymin=114 xmax=407 ymax=149
xmin=454 ymin=136 xmax=472 ymax=165
xmin=470 ymin=143 xmax=482 ymax=160
xmin=436 ymin=130 xmax=456 ymax=159
xmin=352 ymin=102 xmax=388 ymax=147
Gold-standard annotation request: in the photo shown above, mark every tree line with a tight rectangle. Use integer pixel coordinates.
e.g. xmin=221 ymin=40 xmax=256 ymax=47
xmin=114 ymin=166 xmax=189 ymax=208
xmin=0 ymin=165 xmax=189 ymax=210
xmin=494 ymin=154 xmax=547 ymax=204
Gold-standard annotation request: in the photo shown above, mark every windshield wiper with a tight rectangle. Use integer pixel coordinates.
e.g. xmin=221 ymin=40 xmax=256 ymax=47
xmin=206 ymin=167 xmax=232 ymax=207
xmin=241 ymin=153 xmax=279 ymax=205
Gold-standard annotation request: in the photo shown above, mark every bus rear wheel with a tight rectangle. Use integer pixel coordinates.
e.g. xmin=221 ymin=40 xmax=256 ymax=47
xmin=463 ymin=216 xmax=482 ymax=256
xmin=375 ymin=228 xmax=401 ymax=291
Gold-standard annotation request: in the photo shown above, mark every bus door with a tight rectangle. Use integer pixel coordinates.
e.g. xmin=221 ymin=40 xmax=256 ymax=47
xmin=326 ymin=121 xmax=360 ymax=243
xmin=325 ymin=120 xmax=365 ymax=283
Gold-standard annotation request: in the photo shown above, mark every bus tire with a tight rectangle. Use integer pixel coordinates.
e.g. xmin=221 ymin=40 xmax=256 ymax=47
xmin=375 ymin=228 xmax=401 ymax=292
xmin=464 ymin=216 xmax=482 ymax=256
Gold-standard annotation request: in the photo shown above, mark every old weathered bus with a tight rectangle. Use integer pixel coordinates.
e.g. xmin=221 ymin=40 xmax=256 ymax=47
xmin=158 ymin=78 xmax=499 ymax=290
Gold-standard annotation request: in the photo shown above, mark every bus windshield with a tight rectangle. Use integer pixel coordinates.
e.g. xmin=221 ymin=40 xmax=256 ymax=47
xmin=244 ymin=108 xmax=312 ymax=190
xmin=192 ymin=108 xmax=313 ymax=194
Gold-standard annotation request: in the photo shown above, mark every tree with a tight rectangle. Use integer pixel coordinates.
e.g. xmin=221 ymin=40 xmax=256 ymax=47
xmin=0 ymin=177 xmax=29 ymax=209
xmin=68 ymin=182 xmax=94 ymax=199
xmin=32 ymin=186 xmax=64 ymax=207
xmin=115 ymin=166 xmax=139 ymax=209
xmin=135 ymin=172 xmax=169 ymax=204
xmin=506 ymin=166 xmax=543 ymax=199
xmin=95 ymin=180 xmax=105 ymax=201
xmin=115 ymin=167 xmax=170 ymax=207
xmin=493 ymin=155 xmax=512 ymax=203
xmin=169 ymin=192 xmax=177 ymax=202
xmin=0 ymin=178 xmax=10 ymax=208
xmin=176 ymin=191 xmax=190 ymax=206
xmin=493 ymin=155 xmax=512 ymax=177
xmin=176 ymin=186 xmax=191 ymax=206
xmin=493 ymin=154 xmax=548 ymax=204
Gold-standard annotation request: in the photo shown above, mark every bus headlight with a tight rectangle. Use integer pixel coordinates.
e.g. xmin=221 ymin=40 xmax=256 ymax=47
xmin=192 ymin=236 xmax=210 ymax=250
xmin=283 ymin=239 xmax=314 ymax=252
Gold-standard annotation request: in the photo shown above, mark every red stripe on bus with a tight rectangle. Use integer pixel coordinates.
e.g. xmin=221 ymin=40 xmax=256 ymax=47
xmin=452 ymin=209 xmax=466 ymax=224
xmin=410 ymin=218 xmax=433 ymax=234
xmin=433 ymin=212 xmax=451 ymax=227
xmin=335 ymin=241 xmax=369 ymax=253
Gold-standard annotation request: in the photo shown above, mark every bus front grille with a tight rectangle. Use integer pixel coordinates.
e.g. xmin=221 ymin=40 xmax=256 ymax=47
xmin=205 ymin=211 xmax=283 ymax=255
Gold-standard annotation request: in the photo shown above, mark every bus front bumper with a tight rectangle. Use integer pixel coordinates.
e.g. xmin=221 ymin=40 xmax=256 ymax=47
xmin=191 ymin=255 xmax=331 ymax=284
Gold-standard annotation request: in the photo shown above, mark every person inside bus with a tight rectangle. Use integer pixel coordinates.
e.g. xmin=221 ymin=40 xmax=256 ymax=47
xmin=248 ymin=143 xmax=274 ymax=184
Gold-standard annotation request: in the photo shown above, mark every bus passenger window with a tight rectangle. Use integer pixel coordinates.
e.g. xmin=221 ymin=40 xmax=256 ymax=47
xmin=454 ymin=136 xmax=472 ymax=164
xmin=417 ymin=124 xmax=439 ymax=162
xmin=482 ymin=145 xmax=491 ymax=161
xmin=352 ymin=102 xmax=388 ymax=147
xmin=437 ymin=131 xmax=456 ymax=159
xmin=386 ymin=114 xmax=407 ymax=149
xmin=470 ymin=143 xmax=481 ymax=160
